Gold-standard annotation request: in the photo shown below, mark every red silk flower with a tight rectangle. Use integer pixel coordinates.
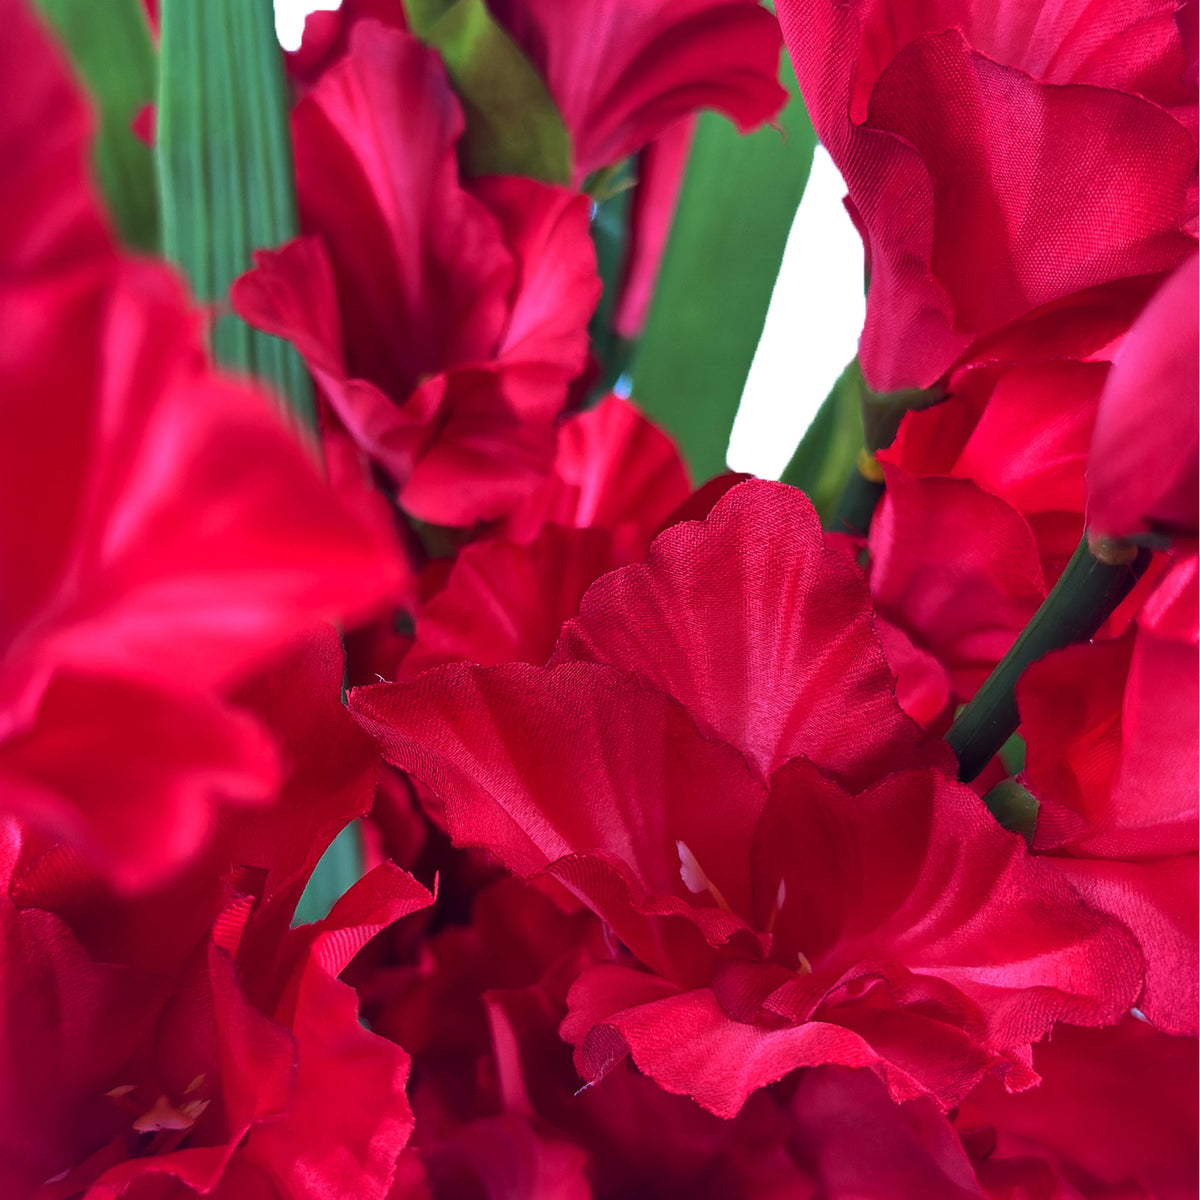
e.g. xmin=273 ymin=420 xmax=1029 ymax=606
xmin=864 ymin=273 xmax=1176 ymax=705
xmin=1015 ymin=617 xmax=1199 ymax=1036
xmin=776 ymin=0 xmax=1198 ymax=390
xmin=0 ymin=629 xmax=432 ymax=1199
xmin=1 ymin=0 xmax=404 ymax=889
xmin=235 ymin=22 xmax=601 ymax=527
xmin=866 ymin=263 xmax=1198 ymax=1034
xmin=353 ymin=482 xmax=1139 ymax=1119
xmin=286 ymin=0 xmax=785 ymax=186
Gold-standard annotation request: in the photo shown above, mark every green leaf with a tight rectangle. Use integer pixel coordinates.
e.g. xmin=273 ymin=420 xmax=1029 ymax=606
xmin=292 ymin=823 xmax=363 ymax=926
xmin=402 ymin=0 xmax=571 ymax=183
xmin=34 ymin=0 xmax=159 ymax=251
xmin=628 ymin=60 xmax=816 ymax=482
xmin=779 ymin=358 xmax=865 ymax=521
xmin=156 ymin=0 xmax=315 ymax=430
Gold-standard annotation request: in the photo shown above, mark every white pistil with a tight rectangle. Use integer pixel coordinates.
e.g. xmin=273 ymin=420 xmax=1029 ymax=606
xmin=676 ymin=840 xmax=732 ymax=912
xmin=764 ymin=877 xmax=787 ymax=934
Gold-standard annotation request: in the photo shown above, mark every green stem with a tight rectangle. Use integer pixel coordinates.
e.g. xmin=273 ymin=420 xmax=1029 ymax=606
xmin=946 ymin=535 xmax=1150 ymax=781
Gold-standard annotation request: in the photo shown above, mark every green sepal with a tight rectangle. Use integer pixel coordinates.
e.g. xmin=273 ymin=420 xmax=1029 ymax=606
xmin=982 ymin=780 xmax=1039 ymax=844
xmin=156 ymin=0 xmax=315 ymax=430
xmin=34 ymin=0 xmax=159 ymax=252
xmin=779 ymin=359 xmax=865 ymax=522
xmin=402 ymin=0 xmax=572 ymax=184
xmin=627 ymin=60 xmax=817 ymax=482
xmin=999 ymin=732 xmax=1027 ymax=775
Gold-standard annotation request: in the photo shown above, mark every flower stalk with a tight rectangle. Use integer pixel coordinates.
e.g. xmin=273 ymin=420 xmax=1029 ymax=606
xmin=946 ymin=534 xmax=1151 ymax=781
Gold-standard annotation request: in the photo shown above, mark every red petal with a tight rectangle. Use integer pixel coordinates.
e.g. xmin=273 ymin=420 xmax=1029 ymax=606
xmin=487 ymin=0 xmax=785 ymax=181
xmin=1052 ymin=856 xmax=1198 ymax=1034
xmin=0 ymin=671 xmax=277 ymax=891
xmin=292 ymin=22 xmax=511 ymax=396
xmin=959 ymin=1018 xmax=1199 ymax=1196
xmin=553 ymin=479 xmax=943 ymax=785
xmin=613 ymin=118 xmax=697 ymax=338
xmin=870 ymin=471 xmax=1046 ymax=698
xmin=0 ymin=0 xmax=112 ymax=280
xmin=1087 ymin=252 xmax=1200 ymax=538
xmin=562 ymin=968 xmax=907 ymax=1119
xmin=503 ymin=394 xmax=692 ymax=560
xmin=402 ymin=526 xmax=619 ymax=677
xmin=472 ymin=176 xmax=598 ymax=392
xmin=352 ymin=661 xmax=767 ymax=912
xmin=778 ymin=0 xmax=1196 ymax=389
xmin=244 ymin=866 xmax=433 ymax=1200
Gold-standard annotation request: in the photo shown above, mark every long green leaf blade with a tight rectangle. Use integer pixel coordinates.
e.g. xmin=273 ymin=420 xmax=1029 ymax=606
xmin=157 ymin=0 xmax=315 ymax=429
xmin=779 ymin=358 xmax=865 ymax=521
xmin=629 ymin=61 xmax=816 ymax=481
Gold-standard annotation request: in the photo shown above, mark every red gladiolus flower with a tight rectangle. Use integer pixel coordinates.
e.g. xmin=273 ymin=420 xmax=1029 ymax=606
xmin=1016 ymin=610 xmax=1198 ymax=1035
xmin=235 ymin=22 xmax=601 ymax=527
xmin=880 ymin=277 xmax=1166 ymax=573
xmin=0 ymin=630 xmax=433 ymax=1199
xmin=1 ymin=0 xmax=404 ymax=889
xmin=353 ymin=483 xmax=1139 ymax=1118
xmin=863 ymin=296 xmax=1197 ymax=1040
xmin=776 ymin=0 xmax=1198 ymax=390
xmin=867 ymin=274 xmax=1191 ymax=708
xmin=284 ymin=0 xmax=785 ymax=185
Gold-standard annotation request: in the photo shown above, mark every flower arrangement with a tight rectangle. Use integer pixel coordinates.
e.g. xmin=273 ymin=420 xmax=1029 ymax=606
xmin=1 ymin=0 xmax=1195 ymax=1195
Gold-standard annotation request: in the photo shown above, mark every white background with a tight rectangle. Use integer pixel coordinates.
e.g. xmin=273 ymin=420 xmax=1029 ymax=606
xmin=273 ymin=0 xmax=865 ymax=479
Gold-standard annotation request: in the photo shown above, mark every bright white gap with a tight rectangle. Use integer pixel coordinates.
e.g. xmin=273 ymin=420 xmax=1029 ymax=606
xmin=274 ymin=0 xmax=342 ymax=51
xmin=726 ymin=146 xmax=865 ymax=480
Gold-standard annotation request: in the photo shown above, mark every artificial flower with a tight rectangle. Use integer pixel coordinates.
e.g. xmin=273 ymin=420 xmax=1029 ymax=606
xmin=235 ymin=22 xmax=600 ymax=527
xmin=777 ymin=0 xmax=1198 ymax=390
